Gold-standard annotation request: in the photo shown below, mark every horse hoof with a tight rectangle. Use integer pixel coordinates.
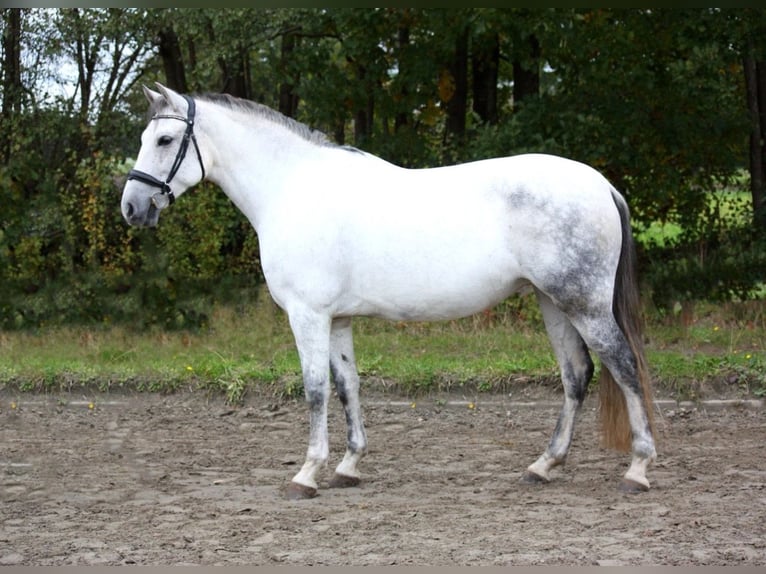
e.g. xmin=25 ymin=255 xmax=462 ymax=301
xmin=520 ymin=470 xmax=549 ymax=485
xmin=618 ymin=478 xmax=650 ymax=493
xmin=285 ymin=482 xmax=318 ymax=500
xmin=329 ymin=473 xmax=361 ymax=488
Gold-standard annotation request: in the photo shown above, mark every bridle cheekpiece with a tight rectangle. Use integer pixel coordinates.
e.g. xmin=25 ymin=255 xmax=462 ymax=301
xmin=127 ymin=94 xmax=205 ymax=207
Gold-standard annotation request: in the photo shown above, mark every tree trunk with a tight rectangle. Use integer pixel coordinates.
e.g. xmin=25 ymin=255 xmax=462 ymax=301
xmin=513 ymin=33 xmax=541 ymax=106
xmin=157 ymin=26 xmax=187 ymax=93
xmin=221 ymin=46 xmax=249 ymax=99
xmin=472 ymin=31 xmax=499 ymax=125
xmin=333 ymin=119 xmax=345 ymax=146
xmin=70 ymin=9 xmax=101 ymax=126
xmin=187 ymin=37 xmax=197 ymax=77
xmin=394 ymin=24 xmax=410 ymax=133
xmin=1 ymin=8 xmax=22 ymax=163
xmin=757 ymin=59 xmax=766 ymax=230
xmin=744 ymin=53 xmax=766 ymax=230
xmin=278 ymin=28 xmax=300 ymax=118
xmin=444 ymin=24 xmax=469 ymax=142
xmin=354 ymin=93 xmax=374 ymax=147
xmin=204 ymin=16 xmax=248 ymax=99
xmin=353 ymin=64 xmax=373 ymax=147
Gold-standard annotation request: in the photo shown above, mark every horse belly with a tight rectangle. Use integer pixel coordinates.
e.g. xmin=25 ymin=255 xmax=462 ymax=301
xmin=356 ymin=275 xmax=526 ymax=322
xmin=340 ymin=228 xmax=524 ymax=321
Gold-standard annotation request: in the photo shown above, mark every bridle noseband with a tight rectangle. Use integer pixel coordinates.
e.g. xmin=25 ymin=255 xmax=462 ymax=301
xmin=127 ymin=94 xmax=205 ymax=206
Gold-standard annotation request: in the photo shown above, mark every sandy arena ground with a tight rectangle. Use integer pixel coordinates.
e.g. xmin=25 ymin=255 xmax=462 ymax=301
xmin=1 ymin=385 xmax=764 ymax=565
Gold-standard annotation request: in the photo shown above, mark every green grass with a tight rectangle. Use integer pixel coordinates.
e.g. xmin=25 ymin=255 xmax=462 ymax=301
xmin=1 ymin=288 xmax=764 ymax=403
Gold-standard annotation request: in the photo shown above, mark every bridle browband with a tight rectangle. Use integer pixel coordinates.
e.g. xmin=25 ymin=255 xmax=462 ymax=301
xmin=127 ymin=94 xmax=205 ymax=206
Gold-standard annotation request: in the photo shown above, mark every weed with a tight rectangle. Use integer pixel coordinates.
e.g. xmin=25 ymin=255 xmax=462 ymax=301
xmin=219 ymin=376 xmax=247 ymax=405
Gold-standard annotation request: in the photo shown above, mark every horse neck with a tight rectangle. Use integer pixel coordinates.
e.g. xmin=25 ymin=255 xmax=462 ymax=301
xmin=200 ymin=104 xmax=321 ymax=231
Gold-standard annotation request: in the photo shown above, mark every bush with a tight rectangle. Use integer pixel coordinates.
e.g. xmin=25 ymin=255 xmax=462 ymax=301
xmin=0 ymin=146 xmax=263 ymax=330
xmin=640 ymin=191 xmax=766 ymax=309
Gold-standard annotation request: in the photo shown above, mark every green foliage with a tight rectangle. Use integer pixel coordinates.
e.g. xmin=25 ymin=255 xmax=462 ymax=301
xmin=0 ymin=139 xmax=262 ymax=329
xmin=637 ymin=187 xmax=764 ymax=307
xmin=2 ymin=8 xmax=765 ymax=332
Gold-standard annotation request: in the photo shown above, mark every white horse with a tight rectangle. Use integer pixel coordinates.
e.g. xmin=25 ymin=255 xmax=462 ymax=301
xmin=121 ymin=83 xmax=657 ymax=498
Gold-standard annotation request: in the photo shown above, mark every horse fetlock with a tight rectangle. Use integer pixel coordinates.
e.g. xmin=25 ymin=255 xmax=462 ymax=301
xmin=292 ymin=455 xmax=327 ymax=491
xmin=624 ymin=466 xmax=652 ymax=483
xmin=290 ymin=472 xmax=318 ymax=490
xmin=622 ymin=453 xmax=654 ymax=492
xmin=335 ymin=450 xmax=364 ymax=480
xmin=632 ymin=435 xmax=657 ymax=458
xmin=523 ymin=453 xmax=563 ymax=484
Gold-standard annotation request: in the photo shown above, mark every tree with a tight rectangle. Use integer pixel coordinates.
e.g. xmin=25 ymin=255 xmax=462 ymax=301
xmin=471 ymin=21 xmax=500 ymax=125
xmin=54 ymin=9 xmax=153 ymax=132
xmin=743 ymin=54 xmax=765 ymax=228
xmin=278 ymin=25 xmax=300 ymax=117
xmin=1 ymin=8 xmax=23 ymax=162
xmin=508 ymin=10 xmax=543 ymax=107
xmin=441 ymin=19 xmax=469 ymax=144
xmin=157 ymin=25 xmax=187 ymax=93
xmin=735 ymin=9 xmax=766 ymax=230
xmin=2 ymin=8 xmax=764 ymax=326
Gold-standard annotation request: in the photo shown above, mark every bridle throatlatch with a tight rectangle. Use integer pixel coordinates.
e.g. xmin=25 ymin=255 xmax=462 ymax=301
xmin=127 ymin=94 xmax=205 ymax=206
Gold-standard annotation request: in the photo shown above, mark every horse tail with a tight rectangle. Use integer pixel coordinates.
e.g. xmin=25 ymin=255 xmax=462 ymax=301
xmin=599 ymin=189 xmax=655 ymax=452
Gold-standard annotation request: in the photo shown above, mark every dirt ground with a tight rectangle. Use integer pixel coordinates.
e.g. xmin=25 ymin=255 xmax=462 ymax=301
xmin=1 ymin=384 xmax=764 ymax=566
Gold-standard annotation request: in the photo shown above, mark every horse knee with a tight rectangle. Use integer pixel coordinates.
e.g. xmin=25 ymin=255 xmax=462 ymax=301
xmin=330 ymin=363 xmax=349 ymax=406
xmin=562 ymin=353 xmax=594 ymax=404
xmin=303 ymin=383 xmax=328 ymax=410
xmin=331 ymin=355 xmax=362 ymax=406
xmin=576 ymin=356 xmax=595 ymax=400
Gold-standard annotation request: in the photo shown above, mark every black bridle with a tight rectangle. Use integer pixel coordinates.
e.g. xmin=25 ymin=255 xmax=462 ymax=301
xmin=127 ymin=94 xmax=205 ymax=206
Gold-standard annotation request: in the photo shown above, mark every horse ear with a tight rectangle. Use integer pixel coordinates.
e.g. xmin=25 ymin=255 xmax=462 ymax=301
xmin=154 ymin=82 xmax=187 ymax=115
xmin=142 ymin=85 xmax=162 ymax=104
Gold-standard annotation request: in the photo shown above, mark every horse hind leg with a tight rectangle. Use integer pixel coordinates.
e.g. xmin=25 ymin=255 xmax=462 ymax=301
xmin=328 ymin=318 xmax=368 ymax=488
xmin=572 ymin=312 xmax=657 ymax=492
xmin=522 ymin=290 xmax=594 ymax=484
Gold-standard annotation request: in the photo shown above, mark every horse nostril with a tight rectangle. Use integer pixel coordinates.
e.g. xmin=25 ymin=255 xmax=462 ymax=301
xmin=126 ymin=202 xmax=135 ymax=218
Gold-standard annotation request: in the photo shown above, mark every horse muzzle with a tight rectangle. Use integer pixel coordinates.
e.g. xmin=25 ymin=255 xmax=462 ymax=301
xmin=121 ymin=189 xmax=162 ymax=227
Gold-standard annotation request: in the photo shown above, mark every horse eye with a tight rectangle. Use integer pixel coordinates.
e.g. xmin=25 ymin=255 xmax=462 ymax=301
xmin=157 ymin=135 xmax=173 ymax=147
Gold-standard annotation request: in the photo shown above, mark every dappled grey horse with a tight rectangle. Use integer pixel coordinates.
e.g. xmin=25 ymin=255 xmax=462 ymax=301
xmin=121 ymin=83 xmax=657 ymax=499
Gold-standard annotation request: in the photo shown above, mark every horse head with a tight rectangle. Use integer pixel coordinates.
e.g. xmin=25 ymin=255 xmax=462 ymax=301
xmin=121 ymin=83 xmax=206 ymax=227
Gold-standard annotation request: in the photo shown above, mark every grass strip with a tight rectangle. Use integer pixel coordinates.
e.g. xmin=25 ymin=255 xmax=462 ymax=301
xmin=1 ymin=293 xmax=764 ymax=403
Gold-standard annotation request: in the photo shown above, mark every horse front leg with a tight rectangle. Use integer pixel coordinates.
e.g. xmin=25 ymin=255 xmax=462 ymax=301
xmin=285 ymin=310 xmax=332 ymax=500
xmin=328 ymin=317 xmax=368 ymax=488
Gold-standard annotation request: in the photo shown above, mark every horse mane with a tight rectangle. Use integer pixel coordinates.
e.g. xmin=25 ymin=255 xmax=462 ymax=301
xmin=194 ymin=92 xmax=358 ymax=151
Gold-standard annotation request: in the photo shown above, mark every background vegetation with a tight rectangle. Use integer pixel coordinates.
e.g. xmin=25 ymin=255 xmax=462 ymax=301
xmin=1 ymin=9 xmax=765 ymax=400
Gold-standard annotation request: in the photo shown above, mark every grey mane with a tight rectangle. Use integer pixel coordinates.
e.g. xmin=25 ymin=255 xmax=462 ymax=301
xmin=195 ymin=92 xmax=360 ymax=152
